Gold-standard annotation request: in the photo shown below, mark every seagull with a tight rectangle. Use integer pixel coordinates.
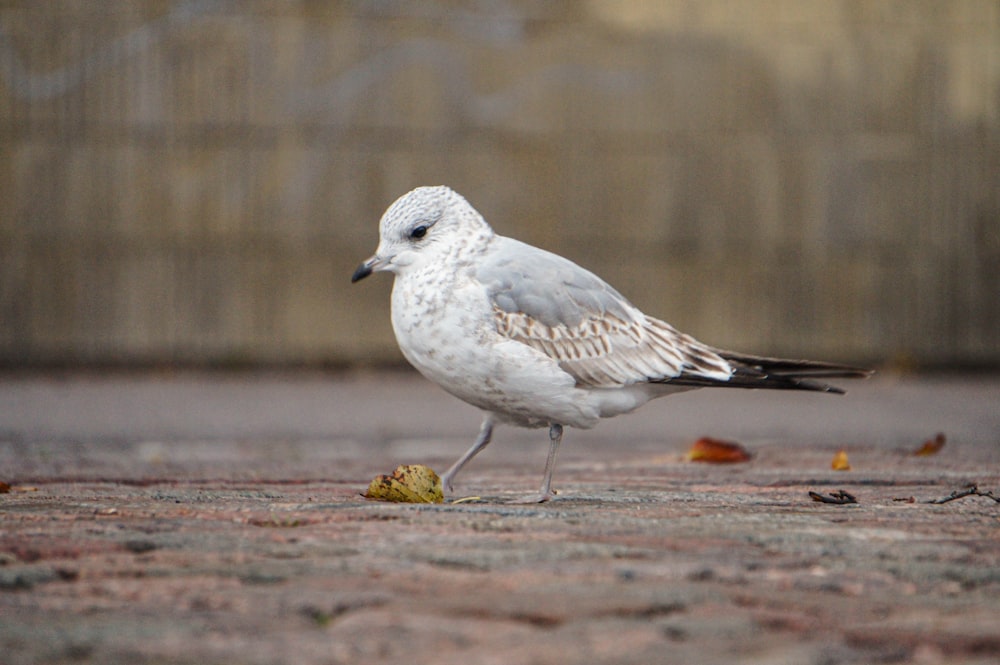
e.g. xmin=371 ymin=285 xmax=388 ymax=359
xmin=352 ymin=186 xmax=872 ymax=502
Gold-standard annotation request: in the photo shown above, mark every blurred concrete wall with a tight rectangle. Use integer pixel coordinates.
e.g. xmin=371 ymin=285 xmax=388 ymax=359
xmin=1 ymin=1 xmax=998 ymax=367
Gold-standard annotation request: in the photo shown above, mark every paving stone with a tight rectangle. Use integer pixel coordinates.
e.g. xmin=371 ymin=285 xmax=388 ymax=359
xmin=1 ymin=372 xmax=998 ymax=664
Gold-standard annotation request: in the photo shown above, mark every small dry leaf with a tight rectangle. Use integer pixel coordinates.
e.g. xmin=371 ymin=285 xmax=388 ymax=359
xmin=0 ymin=481 xmax=10 ymax=494
xmin=809 ymin=490 xmax=858 ymax=505
xmin=686 ymin=437 xmax=753 ymax=464
xmin=364 ymin=464 xmax=443 ymax=503
xmin=831 ymin=449 xmax=851 ymax=471
xmin=914 ymin=432 xmax=946 ymax=456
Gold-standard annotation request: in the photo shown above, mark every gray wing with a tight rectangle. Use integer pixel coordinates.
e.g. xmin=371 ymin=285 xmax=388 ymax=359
xmin=476 ymin=237 xmax=733 ymax=388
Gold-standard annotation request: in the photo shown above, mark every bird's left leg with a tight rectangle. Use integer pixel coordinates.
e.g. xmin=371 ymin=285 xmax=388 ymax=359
xmin=510 ymin=423 xmax=563 ymax=504
xmin=440 ymin=416 xmax=494 ymax=494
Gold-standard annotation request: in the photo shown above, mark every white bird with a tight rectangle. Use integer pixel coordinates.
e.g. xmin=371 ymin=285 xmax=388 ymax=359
xmin=352 ymin=186 xmax=871 ymax=502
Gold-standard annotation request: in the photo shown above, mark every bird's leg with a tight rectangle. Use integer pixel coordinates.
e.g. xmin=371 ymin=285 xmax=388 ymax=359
xmin=510 ymin=423 xmax=563 ymax=504
xmin=440 ymin=417 xmax=493 ymax=494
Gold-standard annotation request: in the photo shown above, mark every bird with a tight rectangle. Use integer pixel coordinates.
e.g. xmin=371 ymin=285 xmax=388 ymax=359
xmin=351 ymin=186 xmax=872 ymax=502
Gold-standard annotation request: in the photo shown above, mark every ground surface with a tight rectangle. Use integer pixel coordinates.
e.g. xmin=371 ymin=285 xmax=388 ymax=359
xmin=1 ymin=371 xmax=998 ymax=665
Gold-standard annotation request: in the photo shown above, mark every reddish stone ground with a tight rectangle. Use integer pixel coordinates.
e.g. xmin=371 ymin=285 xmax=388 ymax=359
xmin=1 ymin=372 xmax=998 ymax=664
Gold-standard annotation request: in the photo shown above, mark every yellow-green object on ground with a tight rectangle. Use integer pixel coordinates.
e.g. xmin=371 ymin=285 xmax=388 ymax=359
xmin=364 ymin=464 xmax=444 ymax=503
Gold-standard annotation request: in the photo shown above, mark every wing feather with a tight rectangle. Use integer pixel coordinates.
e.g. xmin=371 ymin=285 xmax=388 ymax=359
xmin=478 ymin=238 xmax=732 ymax=388
xmin=477 ymin=237 xmax=869 ymax=394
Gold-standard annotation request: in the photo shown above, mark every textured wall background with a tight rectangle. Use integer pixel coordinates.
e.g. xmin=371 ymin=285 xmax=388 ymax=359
xmin=1 ymin=1 xmax=998 ymax=367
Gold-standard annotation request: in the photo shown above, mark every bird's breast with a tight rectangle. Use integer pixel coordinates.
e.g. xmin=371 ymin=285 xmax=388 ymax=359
xmin=388 ymin=271 xmax=603 ymax=429
xmin=390 ymin=275 xmax=493 ymax=377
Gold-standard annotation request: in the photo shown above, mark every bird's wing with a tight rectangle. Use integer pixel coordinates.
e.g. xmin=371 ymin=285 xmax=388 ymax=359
xmin=477 ymin=237 xmax=732 ymax=388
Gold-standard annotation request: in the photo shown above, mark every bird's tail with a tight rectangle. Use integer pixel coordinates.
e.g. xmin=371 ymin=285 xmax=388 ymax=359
xmin=664 ymin=351 xmax=873 ymax=394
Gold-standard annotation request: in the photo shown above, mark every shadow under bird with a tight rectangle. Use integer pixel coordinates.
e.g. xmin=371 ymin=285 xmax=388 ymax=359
xmin=352 ymin=186 xmax=872 ymax=502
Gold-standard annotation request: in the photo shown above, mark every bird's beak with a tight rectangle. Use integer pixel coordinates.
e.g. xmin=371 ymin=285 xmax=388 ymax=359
xmin=351 ymin=255 xmax=383 ymax=283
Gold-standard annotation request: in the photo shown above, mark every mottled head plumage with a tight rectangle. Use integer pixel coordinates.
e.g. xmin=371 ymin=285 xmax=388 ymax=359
xmin=352 ymin=186 xmax=494 ymax=282
xmin=378 ymin=185 xmax=452 ymax=242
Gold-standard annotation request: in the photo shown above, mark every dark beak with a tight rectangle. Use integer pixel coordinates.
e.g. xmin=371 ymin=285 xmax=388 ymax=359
xmin=351 ymin=255 xmax=380 ymax=283
xmin=351 ymin=262 xmax=373 ymax=283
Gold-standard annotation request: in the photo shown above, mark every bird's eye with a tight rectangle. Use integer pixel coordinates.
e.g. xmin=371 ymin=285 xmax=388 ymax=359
xmin=409 ymin=225 xmax=428 ymax=240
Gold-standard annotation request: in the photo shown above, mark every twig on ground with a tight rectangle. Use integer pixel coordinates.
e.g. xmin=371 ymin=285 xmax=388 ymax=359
xmin=809 ymin=490 xmax=858 ymax=505
xmin=926 ymin=485 xmax=1000 ymax=504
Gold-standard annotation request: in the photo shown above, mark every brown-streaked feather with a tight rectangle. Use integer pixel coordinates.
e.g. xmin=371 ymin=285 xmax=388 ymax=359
xmin=493 ymin=305 xmax=732 ymax=388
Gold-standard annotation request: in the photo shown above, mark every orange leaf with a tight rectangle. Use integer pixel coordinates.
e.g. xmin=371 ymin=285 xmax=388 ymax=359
xmin=914 ymin=432 xmax=946 ymax=456
xmin=686 ymin=437 xmax=752 ymax=464
xmin=831 ymin=450 xmax=851 ymax=471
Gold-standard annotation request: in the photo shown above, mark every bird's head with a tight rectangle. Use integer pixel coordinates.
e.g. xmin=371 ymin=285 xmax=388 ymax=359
xmin=351 ymin=186 xmax=493 ymax=283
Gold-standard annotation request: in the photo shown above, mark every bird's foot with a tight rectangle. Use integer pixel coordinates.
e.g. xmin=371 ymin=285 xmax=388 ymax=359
xmin=439 ymin=475 xmax=455 ymax=495
xmin=508 ymin=490 xmax=556 ymax=504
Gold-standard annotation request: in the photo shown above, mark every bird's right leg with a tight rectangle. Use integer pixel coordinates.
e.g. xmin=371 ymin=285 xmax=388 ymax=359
xmin=440 ymin=416 xmax=494 ymax=494
xmin=509 ymin=423 xmax=562 ymax=504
